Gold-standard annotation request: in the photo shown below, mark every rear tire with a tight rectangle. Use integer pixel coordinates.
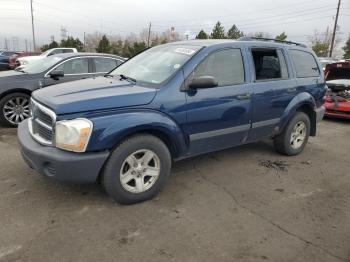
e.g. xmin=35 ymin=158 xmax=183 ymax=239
xmin=102 ymin=134 xmax=172 ymax=204
xmin=273 ymin=112 xmax=310 ymax=156
xmin=0 ymin=92 xmax=30 ymax=127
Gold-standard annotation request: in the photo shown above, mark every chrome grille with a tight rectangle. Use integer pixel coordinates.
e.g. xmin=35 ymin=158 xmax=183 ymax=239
xmin=29 ymin=99 xmax=56 ymax=145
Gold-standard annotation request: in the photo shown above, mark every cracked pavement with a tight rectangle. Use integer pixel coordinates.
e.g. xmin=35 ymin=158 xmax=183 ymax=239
xmin=0 ymin=119 xmax=350 ymax=262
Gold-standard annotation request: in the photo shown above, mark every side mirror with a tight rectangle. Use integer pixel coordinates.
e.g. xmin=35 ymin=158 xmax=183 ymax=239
xmin=49 ymin=70 xmax=64 ymax=79
xmin=189 ymin=76 xmax=218 ymax=90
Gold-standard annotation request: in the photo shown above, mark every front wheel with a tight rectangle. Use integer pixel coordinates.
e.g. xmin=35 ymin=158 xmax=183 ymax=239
xmin=102 ymin=134 xmax=172 ymax=204
xmin=273 ymin=112 xmax=310 ymax=156
xmin=0 ymin=93 xmax=30 ymax=127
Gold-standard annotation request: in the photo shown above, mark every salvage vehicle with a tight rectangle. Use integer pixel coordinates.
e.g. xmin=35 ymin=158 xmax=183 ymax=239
xmin=16 ymin=48 xmax=77 ymax=67
xmin=324 ymin=61 xmax=350 ymax=119
xmin=0 ymin=53 xmax=125 ymax=126
xmin=18 ymin=38 xmax=326 ymax=204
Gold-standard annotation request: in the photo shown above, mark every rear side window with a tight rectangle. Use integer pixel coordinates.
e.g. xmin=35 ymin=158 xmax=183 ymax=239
xmin=251 ymin=48 xmax=288 ymax=81
xmin=63 ymin=49 xmax=74 ymax=53
xmin=194 ymin=48 xmax=245 ymax=86
xmin=290 ymin=50 xmax=319 ymax=78
xmin=56 ymin=58 xmax=89 ymax=74
xmin=93 ymin=57 xmax=120 ymax=73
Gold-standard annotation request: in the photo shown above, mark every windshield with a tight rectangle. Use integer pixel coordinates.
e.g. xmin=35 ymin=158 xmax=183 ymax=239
xmin=23 ymin=56 xmax=63 ymax=74
xmin=110 ymin=44 xmax=202 ymax=85
xmin=40 ymin=50 xmax=51 ymax=56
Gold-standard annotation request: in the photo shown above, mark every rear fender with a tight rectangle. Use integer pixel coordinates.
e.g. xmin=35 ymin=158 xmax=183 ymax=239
xmin=87 ymin=110 xmax=188 ymax=157
xmin=277 ymin=92 xmax=317 ymax=136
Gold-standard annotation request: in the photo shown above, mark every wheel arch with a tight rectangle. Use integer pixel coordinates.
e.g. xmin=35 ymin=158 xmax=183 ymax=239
xmin=0 ymin=89 xmax=32 ymax=101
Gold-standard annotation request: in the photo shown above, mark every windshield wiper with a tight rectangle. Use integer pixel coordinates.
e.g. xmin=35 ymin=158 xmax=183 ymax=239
xmin=15 ymin=68 xmax=27 ymax=73
xmin=118 ymin=74 xmax=137 ymax=84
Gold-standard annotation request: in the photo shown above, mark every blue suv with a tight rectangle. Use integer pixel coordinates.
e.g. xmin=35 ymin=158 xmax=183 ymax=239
xmin=18 ymin=38 xmax=326 ymax=204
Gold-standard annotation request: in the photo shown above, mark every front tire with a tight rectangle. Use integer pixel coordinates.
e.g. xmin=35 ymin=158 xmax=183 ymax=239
xmin=102 ymin=134 xmax=172 ymax=204
xmin=273 ymin=112 xmax=310 ymax=156
xmin=0 ymin=93 xmax=30 ymax=127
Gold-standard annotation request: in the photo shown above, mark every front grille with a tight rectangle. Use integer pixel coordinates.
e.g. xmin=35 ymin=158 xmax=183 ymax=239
xmin=29 ymin=99 xmax=56 ymax=145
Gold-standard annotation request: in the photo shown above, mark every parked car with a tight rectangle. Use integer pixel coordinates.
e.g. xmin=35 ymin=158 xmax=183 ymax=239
xmin=18 ymin=38 xmax=326 ymax=204
xmin=0 ymin=55 xmax=10 ymax=71
xmin=324 ymin=61 xmax=350 ymax=119
xmin=17 ymin=48 xmax=78 ymax=67
xmin=0 ymin=51 xmax=16 ymax=57
xmin=9 ymin=51 xmax=42 ymax=69
xmin=318 ymin=57 xmax=338 ymax=71
xmin=0 ymin=53 xmax=125 ymax=126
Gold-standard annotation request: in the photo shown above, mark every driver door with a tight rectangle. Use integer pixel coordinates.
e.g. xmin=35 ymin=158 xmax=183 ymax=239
xmin=183 ymin=48 xmax=252 ymax=155
xmin=43 ymin=57 xmax=91 ymax=87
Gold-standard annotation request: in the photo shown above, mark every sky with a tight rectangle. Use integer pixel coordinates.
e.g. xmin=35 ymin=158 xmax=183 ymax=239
xmin=1 ymin=0 xmax=350 ymax=55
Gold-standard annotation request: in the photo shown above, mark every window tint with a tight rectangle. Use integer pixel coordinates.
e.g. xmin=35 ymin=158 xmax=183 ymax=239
xmin=56 ymin=58 xmax=89 ymax=74
xmin=252 ymin=49 xmax=288 ymax=80
xmin=93 ymin=57 xmax=119 ymax=72
xmin=194 ymin=48 xmax=244 ymax=86
xmin=62 ymin=49 xmax=74 ymax=53
xmin=290 ymin=50 xmax=319 ymax=78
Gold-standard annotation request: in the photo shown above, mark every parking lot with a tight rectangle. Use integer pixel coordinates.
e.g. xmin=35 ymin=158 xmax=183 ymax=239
xmin=0 ymin=119 xmax=349 ymax=262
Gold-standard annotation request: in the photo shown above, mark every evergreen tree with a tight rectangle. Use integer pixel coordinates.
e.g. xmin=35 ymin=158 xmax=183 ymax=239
xmin=196 ymin=30 xmax=208 ymax=39
xmin=96 ymin=35 xmax=111 ymax=53
xmin=227 ymin=25 xmax=243 ymax=39
xmin=41 ymin=40 xmax=59 ymax=51
xmin=343 ymin=35 xmax=350 ymax=59
xmin=312 ymin=43 xmax=330 ymax=57
xmin=60 ymin=36 xmax=84 ymax=51
xmin=210 ymin=22 xmax=225 ymax=39
xmin=275 ymin=32 xmax=287 ymax=41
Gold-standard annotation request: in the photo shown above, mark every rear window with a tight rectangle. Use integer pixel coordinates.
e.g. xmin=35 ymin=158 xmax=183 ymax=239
xmin=290 ymin=50 xmax=319 ymax=78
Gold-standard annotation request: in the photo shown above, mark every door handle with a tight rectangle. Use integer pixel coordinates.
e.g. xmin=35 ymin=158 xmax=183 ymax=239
xmin=237 ymin=93 xmax=251 ymax=100
xmin=287 ymin=88 xmax=296 ymax=93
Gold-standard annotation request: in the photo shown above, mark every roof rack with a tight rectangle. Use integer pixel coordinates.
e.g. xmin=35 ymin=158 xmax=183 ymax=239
xmin=237 ymin=36 xmax=307 ymax=48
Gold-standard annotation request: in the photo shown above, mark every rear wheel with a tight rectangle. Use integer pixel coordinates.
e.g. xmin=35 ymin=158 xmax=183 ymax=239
xmin=102 ymin=134 xmax=171 ymax=204
xmin=0 ymin=93 xmax=30 ymax=127
xmin=273 ymin=112 xmax=310 ymax=156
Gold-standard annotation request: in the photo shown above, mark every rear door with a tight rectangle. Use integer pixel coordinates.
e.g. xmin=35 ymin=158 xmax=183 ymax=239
xmin=184 ymin=48 xmax=252 ymax=155
xmin=248 ymin=47 xmax=296 ymax=141
xmin=43 ymin=57 xmax=92 ymax=86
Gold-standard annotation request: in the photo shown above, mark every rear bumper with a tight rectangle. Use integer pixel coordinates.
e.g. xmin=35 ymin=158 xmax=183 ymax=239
xmin=315 ymin=106 xmax=326 ymax=122
xmin=18 ymin=120 xmax=109 ymax=183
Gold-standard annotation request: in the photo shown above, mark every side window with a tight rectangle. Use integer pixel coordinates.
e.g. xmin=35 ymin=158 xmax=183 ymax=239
xmin=62 ymin=49 xmax=74 ymax=53
xmin=194 ymin=48 xmax=245 ymax=86
xmin=252 ymin=48 xmax=288 ymax=81
xmin=290 ymin=50 xmax=320 ymax=78
xmin=56 ymin=58 xmax=89 ymax=74
xmin=93 ymin=57 xmax=118 ymax=73
xmin=48 ymin=49 xmax=63 ymax=56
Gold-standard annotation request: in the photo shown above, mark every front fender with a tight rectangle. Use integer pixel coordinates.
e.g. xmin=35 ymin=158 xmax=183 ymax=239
xmin=87 ymin=110 xmax=188 ymax=157
xmin=278 ymin=92 xmax=316 ymax=134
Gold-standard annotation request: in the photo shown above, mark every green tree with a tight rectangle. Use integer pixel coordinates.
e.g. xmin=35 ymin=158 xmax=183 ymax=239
xmin=210 ymin=22 xmax=225 ymax=39
xmin=312 ymin=43 xmax=330 ymax=57
xmin=40 ymin=40 xmax=59 ymax=51
xmin=128 ymin=42 xmax=147 ymax=57
xmin=96 ymin=35 xmax=111 ymax=53
xmin=196 ymin=30 xmax=208 ymax=39
xmin=343 ymin=35 xmax=350 ymax=59
xmin=111 ymin=39 xmax=124 ymax=56
xmin=60 ymin=36 xmax=84 ymax=51
xmin=275 ymin=32 xmax=287 ymax=41
xmin=227 ymin=25 xmax=243 ymax=39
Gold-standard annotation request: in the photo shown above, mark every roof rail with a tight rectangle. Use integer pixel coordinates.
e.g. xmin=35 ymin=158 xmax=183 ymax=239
xmin=237 ymin=36 xmax=307 ymax=48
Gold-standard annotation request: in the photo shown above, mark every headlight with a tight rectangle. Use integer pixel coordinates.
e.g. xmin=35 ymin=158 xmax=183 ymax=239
xmin=55 ymin=119 xmax=93 ymax=152
xmin=21 ymin=60 xmax=28 ymax=65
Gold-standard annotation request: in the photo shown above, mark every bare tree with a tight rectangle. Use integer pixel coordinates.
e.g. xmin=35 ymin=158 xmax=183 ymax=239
xmin=308 ymin=27 xmax=341 ymax=57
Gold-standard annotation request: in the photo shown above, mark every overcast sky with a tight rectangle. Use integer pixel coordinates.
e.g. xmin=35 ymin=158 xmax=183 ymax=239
xmin=1 ymin=0 xmax=350 ymax=53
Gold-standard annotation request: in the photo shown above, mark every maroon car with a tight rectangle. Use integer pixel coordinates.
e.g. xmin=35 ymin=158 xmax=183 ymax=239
xmin=9 ymin=51 xmax=41 ymax=69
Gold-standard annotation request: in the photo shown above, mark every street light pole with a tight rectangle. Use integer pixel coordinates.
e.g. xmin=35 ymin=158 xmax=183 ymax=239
xmin=30 ymin=0 xmax=36 ymax=51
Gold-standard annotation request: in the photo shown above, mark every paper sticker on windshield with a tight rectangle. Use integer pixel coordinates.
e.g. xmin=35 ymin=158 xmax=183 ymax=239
xmin=174 ymin=48 xmax=196 ymax=55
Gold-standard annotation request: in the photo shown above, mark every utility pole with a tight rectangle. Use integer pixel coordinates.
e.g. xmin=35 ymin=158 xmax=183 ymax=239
xmin=30 ymin=0 xmax=36 ymax=51
xmin=4 ymin=38 xmax=9 ymax=51
xmin=147 ymin=22 xmax=152 ymax=47
xmin=329 ymin=0 xmax=341 ymax=57
xmin=25 ymin=39 xmax=28 ymax=52
xmin=83 ymin=32 xmax=86 ymax=51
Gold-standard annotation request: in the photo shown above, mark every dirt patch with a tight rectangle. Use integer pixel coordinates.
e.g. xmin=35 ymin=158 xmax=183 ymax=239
xmin=259 ymin=160 xmax=289 ymax=172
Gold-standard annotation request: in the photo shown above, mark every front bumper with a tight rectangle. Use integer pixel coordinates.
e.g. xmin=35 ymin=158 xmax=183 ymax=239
xmin=18 ymin=120 xmax=109 ymax=183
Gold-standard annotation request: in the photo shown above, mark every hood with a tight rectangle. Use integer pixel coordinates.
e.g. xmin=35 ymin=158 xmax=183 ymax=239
xmin=32 ymin=76 xmax=157 ymax=115
xmin=18 ymin=56 xmax=41 ymax=62
xmin=0 ymin=70 xmax=40 ymax=85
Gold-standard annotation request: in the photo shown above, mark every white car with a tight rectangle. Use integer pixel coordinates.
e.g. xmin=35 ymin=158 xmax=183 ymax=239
xmin=17 ymin=48 xmax=78 ymax=67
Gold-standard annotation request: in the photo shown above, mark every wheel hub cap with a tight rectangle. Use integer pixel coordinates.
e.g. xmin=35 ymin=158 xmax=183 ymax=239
xmin=120 ymin=149 xmax=161 ymax=193
xmin=3 ymin=96 xmax=30 ymax=125
xmin=290 ymin=121 xmax=306 ymax=149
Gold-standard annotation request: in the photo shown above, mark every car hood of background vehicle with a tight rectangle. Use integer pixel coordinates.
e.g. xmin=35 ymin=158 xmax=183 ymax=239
xmin=0 ymin=70 xmax=40 ymax=85
xmin=32 ymin=76 xmax=157 ymax=115
xmin=18 ymin=56 xmax=41 ymax=62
